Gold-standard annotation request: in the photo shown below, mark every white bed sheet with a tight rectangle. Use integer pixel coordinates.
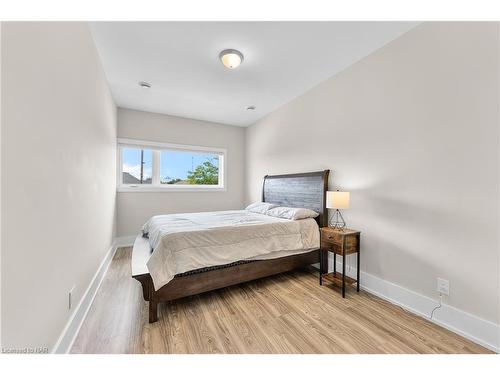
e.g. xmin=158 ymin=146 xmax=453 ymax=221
xmin=142 ymin=210 xmax=319 ymax=290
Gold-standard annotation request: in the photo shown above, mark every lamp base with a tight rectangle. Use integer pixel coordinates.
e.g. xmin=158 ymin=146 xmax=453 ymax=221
xmin=329 ymin=209 xmax=346 ymax=230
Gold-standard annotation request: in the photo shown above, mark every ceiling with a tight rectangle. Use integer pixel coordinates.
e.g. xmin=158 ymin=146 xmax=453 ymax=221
xmin=90 ymin=22 xmax=418 ymax=127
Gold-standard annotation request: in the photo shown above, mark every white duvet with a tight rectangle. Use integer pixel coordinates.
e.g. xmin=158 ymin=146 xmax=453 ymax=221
xmin=143 ymin=210 xmax=319 ymax=290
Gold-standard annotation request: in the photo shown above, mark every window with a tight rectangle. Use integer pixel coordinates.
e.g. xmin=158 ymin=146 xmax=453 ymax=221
xmin=159 ymin=150 xmax=220 ymax=185
xmin=122 ymin=148 xmax=153 ymax=184
xmin=117 ymin=138 xmax=225 ymax=192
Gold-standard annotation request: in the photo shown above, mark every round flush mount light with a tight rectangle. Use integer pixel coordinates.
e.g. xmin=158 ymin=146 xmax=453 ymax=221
xmin=138 ymin=81 xmax=151 ymax=89
xmin=246 ymin=105 xmax=256 ymax=111
xmin=219 ymin=49 xmax=244 ymax=69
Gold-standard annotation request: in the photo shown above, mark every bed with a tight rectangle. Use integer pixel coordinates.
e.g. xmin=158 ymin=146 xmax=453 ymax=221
xmin=132 ymin=170 xmax=330 ymax=323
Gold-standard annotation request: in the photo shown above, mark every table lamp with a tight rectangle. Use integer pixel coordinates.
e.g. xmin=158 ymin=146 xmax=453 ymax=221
xmin=326 ymin=190 xmax=350 ymax=230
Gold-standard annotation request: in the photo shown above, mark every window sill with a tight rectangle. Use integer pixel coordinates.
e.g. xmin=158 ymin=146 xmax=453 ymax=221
xmin=117 ymin=185 xmax=227 ymax=193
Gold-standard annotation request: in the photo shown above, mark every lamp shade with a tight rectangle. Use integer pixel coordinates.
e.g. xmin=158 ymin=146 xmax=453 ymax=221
xmin=326 ymin=191 xmax=350 ymax=209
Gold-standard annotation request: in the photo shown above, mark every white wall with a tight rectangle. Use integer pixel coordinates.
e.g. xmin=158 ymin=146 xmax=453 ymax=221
xmin=246 ymin=22 xmax=500 ymax=324
xmin=498 ymin=23 xmax=500 ymax=333
xmin=1 ymin=22 xmax=117 ymax=350
xmin=0 ymin=21 xmax=3 ymax=348
xmin=117 ymin=108 xmax=246 ymax=237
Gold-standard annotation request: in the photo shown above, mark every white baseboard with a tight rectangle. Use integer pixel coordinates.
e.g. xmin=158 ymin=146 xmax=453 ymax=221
xmin=51 ymin=240 xmax=119 ymax=354
xmin=319 ymin=256 xmax=500 ymax=353
xmin=114 ymin=235 xmax=137 ymax=248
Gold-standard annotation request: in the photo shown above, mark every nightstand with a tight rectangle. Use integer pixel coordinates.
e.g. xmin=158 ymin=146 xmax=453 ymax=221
xmin=319 ymin=227 xmax=361 ymax=298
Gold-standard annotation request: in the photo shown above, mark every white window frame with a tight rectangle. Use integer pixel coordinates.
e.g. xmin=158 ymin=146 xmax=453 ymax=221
xmin=117 ymin=138 xmax=226 ymax=192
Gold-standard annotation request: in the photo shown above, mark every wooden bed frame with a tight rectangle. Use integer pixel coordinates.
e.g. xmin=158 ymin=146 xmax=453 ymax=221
xmin=132 ymin=170 xmax=330 ymax=323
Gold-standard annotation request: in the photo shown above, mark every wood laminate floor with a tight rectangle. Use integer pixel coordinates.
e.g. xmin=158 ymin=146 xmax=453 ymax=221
xmin=71 ymin=248 xmax=491 ymax=354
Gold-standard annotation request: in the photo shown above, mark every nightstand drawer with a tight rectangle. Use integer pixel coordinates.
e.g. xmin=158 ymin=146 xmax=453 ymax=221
xmin=321 ymin=236 xmax=359 ymax=255
xmin=321 ymin=231 xmax=343 ymax=245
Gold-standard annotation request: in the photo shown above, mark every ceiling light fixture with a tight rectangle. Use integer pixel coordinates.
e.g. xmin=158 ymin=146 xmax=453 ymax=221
xmin=138 ymin=81 xmax=151 ymax=89
xmin=219 ymin=49 xmax=244 ymax=69
xmin=246 ymin=105 xmax=256 ymax=111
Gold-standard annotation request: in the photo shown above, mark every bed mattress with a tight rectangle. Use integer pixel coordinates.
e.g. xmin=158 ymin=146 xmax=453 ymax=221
xmin=142 ymin=210 xmax=320 ymax=290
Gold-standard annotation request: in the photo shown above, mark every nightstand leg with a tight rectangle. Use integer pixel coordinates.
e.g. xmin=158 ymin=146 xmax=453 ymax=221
xmin=333 ymin=253 xmax=336 ymax=275
xmin=342 ymin=255 xmax=346 ymax=298
xmin=319 ymin=250 xmax=323 ymax=285
xmin=357 ymin=251 xmax=360 ymax=292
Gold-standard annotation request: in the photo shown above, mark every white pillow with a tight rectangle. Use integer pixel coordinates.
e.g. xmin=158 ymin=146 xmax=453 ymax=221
xmin=265 ymin=206 xmax=319 ymax=220
xmin=245 ymin=202 xmax=279 ymax=214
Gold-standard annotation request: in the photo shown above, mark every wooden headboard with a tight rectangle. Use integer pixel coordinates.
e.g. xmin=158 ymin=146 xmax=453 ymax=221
xmin=262 ymin=170 xmax=330 ymax=227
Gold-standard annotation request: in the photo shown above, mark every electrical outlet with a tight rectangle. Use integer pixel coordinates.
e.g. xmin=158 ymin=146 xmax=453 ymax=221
xmin=436 ymin=278 xmax=449 ymax=296
xmin=68 ymin=285 xmax=76 ymax=310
